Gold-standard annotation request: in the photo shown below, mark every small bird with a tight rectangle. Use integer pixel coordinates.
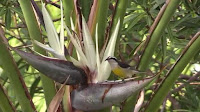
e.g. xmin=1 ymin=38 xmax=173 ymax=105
xmin=105 ymin=56 xmax=146 ymax=78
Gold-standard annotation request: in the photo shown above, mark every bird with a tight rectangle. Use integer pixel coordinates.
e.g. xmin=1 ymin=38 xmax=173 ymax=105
xmin=105 ymin=56 xmax=146 ymax=78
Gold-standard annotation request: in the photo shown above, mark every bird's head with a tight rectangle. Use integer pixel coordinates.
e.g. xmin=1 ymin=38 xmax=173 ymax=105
xmin=105 ymin=56 xmax=117 ymax=61
xmin=105 ymin=56 xmax=118 ymax=69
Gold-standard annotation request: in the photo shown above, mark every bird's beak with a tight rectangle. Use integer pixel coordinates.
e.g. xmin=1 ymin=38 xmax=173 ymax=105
xmin=105 ymin=57 xmax=109 ymax=61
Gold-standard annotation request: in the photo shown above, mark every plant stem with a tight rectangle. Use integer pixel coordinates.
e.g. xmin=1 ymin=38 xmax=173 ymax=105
xmin=109 ymin=0 xmax=128 ymax=37
xmin=88 ymin=0 xmax=110 ymax=49
xmin=80 ymin=0 xmax=92 ymax=21
xmin=63 ymin=0 xmax=76 ymax=27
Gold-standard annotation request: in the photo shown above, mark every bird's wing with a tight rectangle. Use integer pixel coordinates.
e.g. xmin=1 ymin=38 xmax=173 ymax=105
xmin=127 ymin=66 xmax=146 ymax=74
xmin=117 ymin=61 xmax=131 ymax=68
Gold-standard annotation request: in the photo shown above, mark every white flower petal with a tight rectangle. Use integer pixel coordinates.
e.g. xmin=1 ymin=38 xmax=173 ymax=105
xmin=33 ymin=40 xmax=65 ymax=60
xmin=70 ymin=17 xmax=75 ymax=31
xmin=65 ymin=25 xmax=88 ymax=67
xmin=95 ymin=24 xmax=101 ymax=82
xmin=70 ymin=57 xmax=83 ymax=67
xmin=82 ymin=16 xmax=96 ymax=71
xmin=97 ymin=19 xmax=120 ymax=81
xmin=60 ymin=1 xmax=64 ymax=55
xmin=42 ymin=3 xmax=61 ymax=54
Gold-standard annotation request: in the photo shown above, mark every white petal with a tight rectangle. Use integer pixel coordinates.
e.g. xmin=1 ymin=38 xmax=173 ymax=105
xmin=70 ymin=57 xmax=83 ymax=67
xmin=42 ymin=3 xmax=61 ymax=54
xmin=70 ymin=17 xmax=75 ymax=31
xmin=82 ymin=16 xmax=96 ymax=71
xmin=97 ymin=19 xmax=120 ymax=81
xmin=33 ymin=40 xmax=65 ymax=60
xmin=60 ymin=1 xmax=64 ymax=55
xmin=95 ymin=24 xmax=101 ymax=82
xmin=65 ymin=25 xmax=88 ymax=67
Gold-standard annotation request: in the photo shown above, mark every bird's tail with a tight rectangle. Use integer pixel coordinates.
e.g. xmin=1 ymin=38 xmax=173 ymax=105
xmin=132 ymin=70 xmax=146 ymax=74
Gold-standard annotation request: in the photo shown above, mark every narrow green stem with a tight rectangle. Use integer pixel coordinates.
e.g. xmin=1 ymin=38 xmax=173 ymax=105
xmin=90 ymin=0 xmax=110 ymax=48
xmin=80 ymin=0 xmax=92 ymax=21
xmin=62 ymin=86 xmax=72 ymax=112
xmin=18 ymin=0 xmax=56 ymax=106
xmin=145 ymin=32 xmax=200 ymax=112
xmin=109 ymin=0 xmax=129 ymax=54
xmin=0 ymin=84 xmax=16 ymax=112
xmin=109 ymin=0 xmax=128 ymax=36
xmin=63 ymin=0 xmax=76 ymax=27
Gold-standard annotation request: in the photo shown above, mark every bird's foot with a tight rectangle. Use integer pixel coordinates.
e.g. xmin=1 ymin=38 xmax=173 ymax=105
xmin=121 ymin=78 xmax=125 ymax=83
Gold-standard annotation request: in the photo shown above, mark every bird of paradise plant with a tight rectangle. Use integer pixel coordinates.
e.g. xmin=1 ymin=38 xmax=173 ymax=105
xmin=9 ymin=2 xmax=156 ymax=111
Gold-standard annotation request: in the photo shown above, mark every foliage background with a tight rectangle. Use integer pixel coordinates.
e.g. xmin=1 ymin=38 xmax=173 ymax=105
xmin=0 ymin=0 xmax=200 ymax=111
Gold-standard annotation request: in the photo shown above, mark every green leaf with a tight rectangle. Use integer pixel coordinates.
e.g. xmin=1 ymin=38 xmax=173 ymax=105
xmin=11 ymin=7 xmax=24 ymax=17
xmin=18 ymin=0 xmax=57 ymax=106
xmin=0 ymin=7 xmax=6 ymax=16
xmin=30 ymin=77 xmax=40 ymax=97
xmin=145 ymin=31 xmax=200 ymax=112
xmin=5 ymin=9 xmax=11 ymax=30
xmin=0 ymin=84 xmax=16 ymax=112
xmin=126 ymin=13 xmax=145 ymax=31
xmin=0 ymin=30 xmax=36 ymax=112
xmin=80 ymin=0 xmax=92 ymax=21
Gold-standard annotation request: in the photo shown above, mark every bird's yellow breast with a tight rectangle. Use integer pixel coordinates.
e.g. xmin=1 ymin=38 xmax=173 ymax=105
xmin=112 ymin=67 xmax=126 ymax=78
